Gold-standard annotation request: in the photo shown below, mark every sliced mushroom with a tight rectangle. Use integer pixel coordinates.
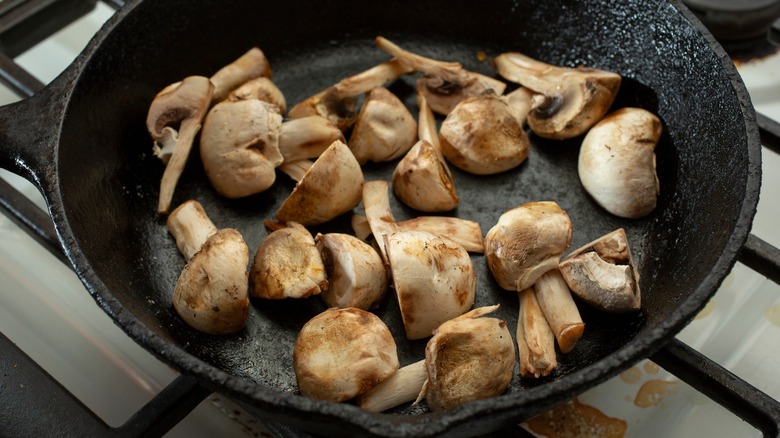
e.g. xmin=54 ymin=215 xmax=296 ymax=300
xmin=167 ymin=200 xmax=249 ymax=335
xmin=558 ymin=228 xmax=641 ymax=313
xmin=392 ymin=94 xmax=459 ymax=212
xmin=294 ymin=307 xmax=399 ymax=402
xmin=493 ymin=52 xmax=621 ymax=139
xmin=275 ymin=140 xmax=364 ymax=226
xmin=200 ymin=99 xmax=283 ymax=198
xmin=376 ymin=36 xmax=506 ymax=115
xmin=578 ymin=107 xmax=662 ymax=219
xmin=210 ymin=47 xmax=272 ymax=104
xmin=361 ymin=180 xmax=401 ymax=263
xmin=439 ymin=93 xmax=530 ymax=175
xmin=288 ymin=59 xmax=414 ymax=130
xmin=315 ymin=233 xmax=388 ymax=310
xmin=485 ymin=201 xmax=573 ymax=292
xmin=226 ymin=76 xmax=287 ymax=114
xmin=146 ymin=76 xmax=214 ymax=214
xmin=249 ymin=222 xmax=327 ymax=299
xmin=349 ymin=87 xmax=418 ymax=164
xmin=517 ymin=288 xmax=557 ymax=378
xmin=534 ymin=269 xmax=584 ymax=354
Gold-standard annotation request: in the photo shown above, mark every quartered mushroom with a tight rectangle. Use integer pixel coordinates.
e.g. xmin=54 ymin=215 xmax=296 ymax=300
xmin=493 ymin=51 xmax=621 ymax=139
xmin=275 ymin=139 xmax=364 ymax=226
xmin=349 ymin=87 xmax=417 ymax=164
xmin=363 ymin=181 xmax=476 ymax=340
xmin=166 ymin=200 xmax=250 ymax=335
xmin=146 ymin=76 xmax=213 ymax=214
xmin=357 ymin=305 xmax=514 ymax=412
xmin=439 ymin=93 xmax=530 ymax=175
xmin=578 ymin=107 xmax=662 ymax=219
xmin=249 ymin=222 xmax=327 ymax=300
xmin=375 ymin=36 xmax=506 ymax=115
xmin=294 ymin=307 xmax=399 ymax=402
xmin=210 ymin=47 xmax=272 ymax=104
xmin=226 ymin=76 xmax=287 ymax=114
xmin=351 ymin=214 xmax=484 ymax=253
xmin=534 ymin=269 xmax=584 ymax=354
xmin=315 ymin=233 xmax=388 ymax=310
xmin=558 ymin=228 xmax=641 ymax=313
xmin=288 ymin=59 xmax=414 ymax=131
xmin=392 ymin=94 xmax=459 ymax=212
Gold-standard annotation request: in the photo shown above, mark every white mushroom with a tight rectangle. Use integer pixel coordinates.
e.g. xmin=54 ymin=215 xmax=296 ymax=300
xmin=533 ymin=269 xmax=584 ymax=354
xmin=351 ymin=214 xmax=484 ymax=253
xmin=249 ymin=222 xmax=327 ymax=299
xmin=277 ymin=159 xmax=313 ymax=182
xmin=578 ymin=107 xmax=662 ymax=219
xmin=294 ymin=307 xmax=399 ymax=402
xmin=493 ymin=51 xmax=621 ymax=139
xmin=356 ymin=360 xmax=427 ymax=413
xmin=502 ymin=87 xmax=538 ymax=127
xmin=439 ymin=93 xmax=530 ymax=175
xmin=210 ymin=47 xmax=272 ymax=104
xmin=517 ymin=288 xmax=557 ymax=378
xmin=288 ymin=59 xmax=414 ymax=131
xmin=392 ymin=94 xmax=459 ymax=211
xmin=226 ymin=76 xmax=287 ymax=114
xmin=375 ymin=36 xmax=506 ymax=115
xmin=166 ymin=200 xmax=250 ymax=335
xmin=315 ymin=233 xmax=388 ymax=310
xmin=275 ymin=140 xmax=364 ymax=226
xmin=349 ymin=87 xmax=418 ymax=164
xmin=146 ymin=76 xmax=214 ymax=214
xmin=278 ymin=116 xmax=345 ymax=162
xmin=558 ymin=228 xmax=641 ymax=313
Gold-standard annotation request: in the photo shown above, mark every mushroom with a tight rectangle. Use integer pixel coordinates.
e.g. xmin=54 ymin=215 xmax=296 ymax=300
xmin=485 ymin=201 xmax=573 ymax=292
xmin=277 ymin=116 xmax=345 ymax=162
xmin=438 ymin=93 xmax=530 ymax=175
xmin=578 ymin=107 xmax=662 ymax=219
xmin=348 ymin=87 xmax=418 ymax=164
xmin=294 ymin=307 xmax=399 ymax=402
xmin=275 ymin=140 xmax=364 ymax=226
xmin=249 ymin=221 xmax=327 ymax=300
xmin=558 ymin=228 xmax=641 ymax=313
xmin=493 ymin=51 xmax=621 ymax=139
xmin=166 ymin=200 xmax=250 ymax=334
xmin=363 ymin=181 xmax=476 ymax=339
xmin=351 ymin=214 xmax=484 ymax=253
xmin=357 ymin=305 xmax=514 ymax=412
xmin=288 ymin=59 xmax=414 ymax=131
xmin=200 ymin=99 xmax=283 ymax=198
xmin=517 ymin=288 xmax=557 ymax=378
xmin=226 ymin=76 xmax=287 ymax=114
xmin=277 ymin=159 xmax=313 ymax=182
xmin=533 ymin=269 xmax=584 ymax=354
xmin=146 ymin=76 xmax=214 ymax=214
xmin=210 ymin=47 xmax=272 ymax=104
xmin=315 ymin=233 xmax=388 ymax=310
xmin=375 ymin=36 xmax=506 ymax=115
xmin=503 ymin=86 xmax=539 ymax=127
xmin=392 ymin=94 xmax=459 ymax=211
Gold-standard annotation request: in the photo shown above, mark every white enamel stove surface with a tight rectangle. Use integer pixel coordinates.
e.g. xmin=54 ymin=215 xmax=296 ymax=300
xmin=0 ymin=4 xmax=778 ymax=437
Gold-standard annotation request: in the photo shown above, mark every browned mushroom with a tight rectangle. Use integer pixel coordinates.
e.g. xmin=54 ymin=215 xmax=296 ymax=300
xmin=349 ymin=87 xmax=417 ymax=164
xmin=226 ymin=76 xmax=287 ymax=114
xmin=210 ymin=47 xmax=272 ymax=104
xmin=534 ymin=269 xmax=584 ymax=354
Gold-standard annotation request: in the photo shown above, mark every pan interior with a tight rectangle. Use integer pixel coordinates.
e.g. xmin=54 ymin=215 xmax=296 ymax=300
xmin=54 ymin=0 xmax=753 ymax=419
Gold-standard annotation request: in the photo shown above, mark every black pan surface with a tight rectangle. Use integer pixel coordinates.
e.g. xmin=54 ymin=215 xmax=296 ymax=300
xmin=0 ymin=0 xmax=761 ymax=436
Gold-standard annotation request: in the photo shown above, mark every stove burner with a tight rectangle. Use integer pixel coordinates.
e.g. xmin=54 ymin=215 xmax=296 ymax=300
xmin=683 ymin=0 xmax=780 ymax=42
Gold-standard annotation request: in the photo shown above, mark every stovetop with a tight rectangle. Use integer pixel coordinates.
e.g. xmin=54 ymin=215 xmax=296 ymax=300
xmin=1 ymin=1 xmax=779 ymax=437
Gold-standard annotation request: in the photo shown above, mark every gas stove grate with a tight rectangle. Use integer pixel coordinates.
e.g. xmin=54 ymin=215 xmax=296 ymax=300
xmin=1 ymin=1 xmax=780 ymax=437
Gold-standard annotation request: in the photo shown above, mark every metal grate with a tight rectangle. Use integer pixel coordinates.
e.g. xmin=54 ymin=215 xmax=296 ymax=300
xmin=0 ymin=1 xmax=780 ymax=436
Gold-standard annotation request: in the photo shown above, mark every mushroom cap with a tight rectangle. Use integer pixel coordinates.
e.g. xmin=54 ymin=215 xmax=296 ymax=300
xmin=485 ymin=201 xmax=573 ymax=292
xmin=558 ymin=228 xmax=641 ymax=312
xmin=349 ymin=87 xmax=418 ymax=164
xmin=439 ymin=94 xmax=529 ymax=175
xmin=275 ymin=139 xmax=364 ymax=226
xmin=249 ymin=222 xmax=327 ymax=299
xmin=294 ymin=307 xmax=400 ymax=402
xmin=226 ymin=76 xmax=287 ymax=115
xmin=200 ymin=99 xmax=284 ymax=198
xmin=423 ymin=305 xmax=515 ymax=411
xmin=392 ymin=139 xmax=459 ymax=212
xmin=417 ymin=72 xmax=507 ymax=116
xmin=288 ymin=88 xmax=359 ymax=131
xmin=578 ymin=107 xmax=662 ymax=219
xmin=146 ymin=76 xmax=213 ymax=148
xmin=210 ymin=47 xmax=272 ymax=104
xmin=315 ymin=233 xmax=388 ymax=310
xmin=385 ymin=230 xmax=476 ymax=340
xmin=172 ymin=228 xmax=250 ymax=335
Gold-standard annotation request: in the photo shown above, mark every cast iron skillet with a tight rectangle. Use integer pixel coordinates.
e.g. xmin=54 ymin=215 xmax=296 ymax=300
xmin=0 ymin=0 xmax=762 ymax=436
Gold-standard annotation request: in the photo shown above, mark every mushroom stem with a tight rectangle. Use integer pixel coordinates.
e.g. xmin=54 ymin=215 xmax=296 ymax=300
xmin=533 ymin=269 xmax=584 ymax=354
xmin=278 ymin=116 xmax=345 ymax=162
xmin=356 ymin=360 xmax=427 ymax=412
xmin=517 ymin=288 xmax=557 ymax=378
xmin=167 ymin=200 xmax=218 ymax=261
xmin=210 ymin=47 xmax=272 ymax=104
xmin=362 ymin=180 xmax=400 ymax=262
xmin=417 ymin=94 xmax=439 ymax=149
xmin=375 ymin=37 xmax=461 ymax=81
xmin=331 ymin=59 xmax=415 ymax=98
xmin=278 ymin=160 xmax=314 ymax=182
xmin=158 ymin=117 xmax=202 ymax=214
xmin=493 ymin=52 xmax=564 ymax=95
xmin=399 ymin=216 xmax=484 ymax=253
